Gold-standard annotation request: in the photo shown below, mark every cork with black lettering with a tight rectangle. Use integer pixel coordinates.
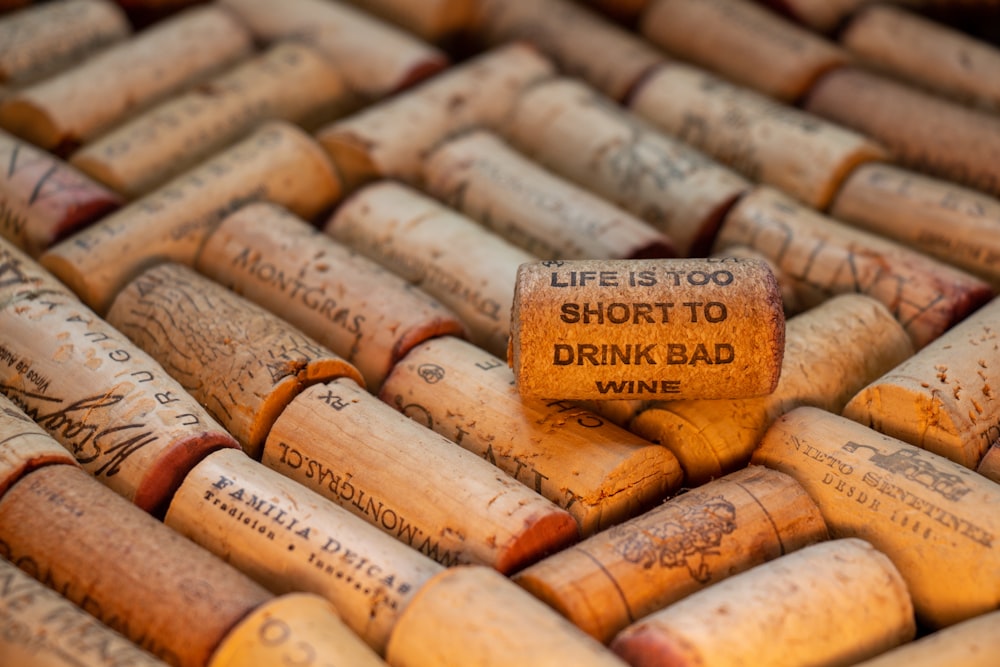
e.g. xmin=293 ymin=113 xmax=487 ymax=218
xmin=0 ymin=391 xmax=77 ymax=499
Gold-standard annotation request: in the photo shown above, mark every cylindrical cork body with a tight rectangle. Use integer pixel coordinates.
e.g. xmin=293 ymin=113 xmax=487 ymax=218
xmin=978 ymin=443 xmax=1000 ymax=482
xmin=501 ymin=77 xmax=750 ymax=256
xmin=264 ymin=377 xmax=579 ymax=573
xmin=514 ymin=466 xmax=828 ymax=643
xmin=639 ymin=0 xmax=849 ymax=102
xmin=0 ymin=129 xmax=121 ymax=257
xmin=628 ymin=63 xmax=887 ymax=209
xmin=0 ymin=5 xmax=253 ymax=152
xmin=341 ymin=0 xmax=476 ymax=43
xmin=0 ymin=465 xmax=272 ymax=667
xmin=714 ymin=186 xmax=993 ymax=349
xmin=325 ymin=181 xmax=534 ymax=358
xmin=0 ymin=392 xmax=77 ymax=498
xmin=631 ymin=294 xmax=914 ymax=485
xmin=166 ymin=448 xmax=442 ymax=654
xmin=765 ymin=0 xmax=871 ymax=33
xmin=422 ymin=130 xmax=676 ymax=260
xmin=106 ymin=262 xmax=363 ymax=458
xmin=41 ymin=121 xmax=342 ymax=315
xmin=385 ymin=565 xmax=629 ymax=667
xmin=753 ymin=406 xmax=1000 ymax=628
xmin=849 ymin=610 xmax=1000 ymax=667
xmin=379 ymin=335 xmax=683 ymax=535
xmin=71 ymin=42 xmax=352 ymax=198
xmin=610 ymin=538 xmax=915 ymax=667
xmin=509 ymin=257 xmax=785 ymax=401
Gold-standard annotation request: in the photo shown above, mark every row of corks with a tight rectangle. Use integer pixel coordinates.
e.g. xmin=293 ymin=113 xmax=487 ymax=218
xmin=0 ymin=0 xmax=999 ymax=665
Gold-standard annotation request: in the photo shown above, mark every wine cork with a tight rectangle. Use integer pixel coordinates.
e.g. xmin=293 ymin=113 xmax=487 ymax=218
xmin=610 ymin=538 xmax=915 ymax=667
xmin=0 ymin=5 xmax=253 ymax=152
xmin=325 ymin=181 xmax=534 ymax=358
xmin=577 ymin=0 xmax=651 ymax=22
xmin=341 ymin=0 xmax=476 ymax=43
xmin=197 ymin=202 xmax=465 ymax=390
xmin=514 ymin=466 xmax=828 ymax=643
xmin=208 ymin=593 xmax=387 ymax=667
xmin=830 ymin=163 xmax=1000 ymax=287
xmin=166 ymin=448 xmax=442 ymax=654
xmin=849 ymin=610 xmax=1000 ymax=667
xmin=628 ymin=63 xmax=887 ymax=209
xmin=978 ymin=443 xmax=1000 ymax=482
xmin=713 ymin=244 xmax=803 ymax=314
xmin=501 ymin=77 xmax=750 ymax=256
xmin=631 ymin=294 xmax=914 ymax=485
xmin=765 ymin=0 xmax=872 ymax=33
xmin=0 ymin=392 xmax=78 ymax=498
xmin=714 ymin=186 xmax=994 ymax=349
xmin=378 ymin=335 xmax=683 ymax=535
xmin=71 ymin=42 xmax=353 ymax=198
xmin=509 ymin=257 xmax=785 ymax=401
xmin=384 ymin=565 xmax=628 ymax=667
xmin=316 ymin=42 xmax=556 ymax=190
xmin=40 ymin=121 xmax=342 ymax=315
xmin=0 ymin=128 xmax=122 ymax=257
xmin=263 ymin=377 xmax=580 ymax=573
xmin=0 ymin=557 xmax=168 ymax=667
xmin=803 ymin=67 xmax=1000 ymax=199
xmin=752 ymin=406 xmax=1000 ymax=628
xmin=638 ymin=0 xmax=849 ymax=103
xmin=0 ymin=464 xmax=272 ymax=667
xmin=422 ymin=130 xmax=676 ymax=260
xmin=106 ymin=262 xmax=363 ymax=458
xmin=218 ymin=0 xmax=447 ymax=99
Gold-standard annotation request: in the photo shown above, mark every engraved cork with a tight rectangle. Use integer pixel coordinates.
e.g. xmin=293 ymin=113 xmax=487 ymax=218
xmin=513 ymin=466 xmax=828 ymax=643
xmin=849 ymin=610 xmax=1000 ymax=667
xmin=40 ymin=120 xmax=342 ymax=315
xmin=610 ymin=538 xmax=915 ymax=667
xmin=752 ymin=406 xmax=1000 ymax=628
xmin=263 ymin=377 xmax=580 ymax=573
xmin=509 ymin=257 xmax=785 ymax=401
xmin=0 ymin=391 xmax=78 ymax=498
xmin=378 ymin=335 xmax=683 ymax=535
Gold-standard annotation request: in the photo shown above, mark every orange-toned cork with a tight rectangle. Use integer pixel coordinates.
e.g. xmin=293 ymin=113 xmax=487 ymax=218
xmin=639 ymin=0 xmax=849 ymax=103
xmin=0 ymin=557 xmax=168 ymax=667
xmin=0 ymin=464 xmax=272 ymax=667
xmin=978 ymin=443 xmax=1000 ymax=482
xmin=106 ymin=262 xmax=364 ymax=459
xmin=198 ymin=202 xmax=465 ymax=390
xmin=325 ymin=181 xmax=534 ymax=358
xmin=0 ymin=5 xmax=253 ymax=152
xmin=764 ymin=0 xmax=872 ymax=33
xmin=264 ymin=377 xmax=580 ymax=573
xmin=850 ymin=610 xmax=1000 ymax=667
xmin=71 ymin=42 xmax=353 ymax=198
xmin=341 ymin=0 xmax=476 ymax=43
xmin=804 ymin=67 xmax=1000 ymax=199
xmin=379 ymin=335 xmax=683 ymax=535
xmin=514 ymin=466 xmax=828 ymax=643
xmin=316 ymin=43 xmax=555 ymax=190
xmin=385 ymin=565 xmax=629 ymax=667
xmin=509 ymin=257 xmax=785 ymax=402
xmin=166 ymin=449 xmax=442 ymax=654
xmin=41 ymin=121 xmax=342 ymax=315
xmin=713 ymin=244 xmax=803 ymax=314
xmin=0 ymin=129 xmax=122 ymax=258
xmin=610 ymin=538 xmax=915 ymax=667
xmin=423 ymin=130 xmax=676 ymax=260
xmin=714 ymin=186 xmax=994 ymax=349
xmin=628 ymin=63 xmax=887 ymax=209
xmin=631 ymin=294 xmax=913 ymax=485
xmin=831 ymin=163 xmax=1000 ymax=287
xmin=501 ymin=77 xmax=750 ymax=256
xmin=752 ymin=406 xmax=1000 ymax=628
xmin=208 ymin=593 xmax=387 ymax=667
xmin=0 ymin=391 xmax=78 ymax=499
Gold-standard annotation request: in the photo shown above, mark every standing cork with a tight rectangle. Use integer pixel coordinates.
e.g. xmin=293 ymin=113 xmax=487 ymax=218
xmin=198 ymin=202 xmax=465 ymax=390
xmin=341 ymin=0 xmax=475 ymax=43
xmin=0 ymin=464 xmax=272 ymax=667
xmin=849 ymin=610 xmax=1000 ymax=667
xmin=40 ymin=121 xmax=342 ymax=315
xmin=325 ymin=181 xmax=534 ymax=358
xmin=501 ymin=77 xmax=750 ymax=256
xmin=631 ymin=294 xmax=914 ymax=485
xmin=714 ymin=186 xmax=993 ymax=349
xmin=509 ymin=257 xmax=785 ymax=401
xmin=752 ymin=406 xmax=1000 ymax=628
xmin=514 ymin=466 xmax=828 ymax=643
xmin=628 ymin=63 xmax=887 ymax=210
xmin=0 ymin=392 xmax=77 ymax=498
xmin=378 ymin=335 xmax=683 ymax=535
xmin=0 ymin=5 xmax=253 ymax=152
xmin=611 ymin=538 xmax=915 ymax=667
xmin=264 ymin=377 xmax=579 ymax=573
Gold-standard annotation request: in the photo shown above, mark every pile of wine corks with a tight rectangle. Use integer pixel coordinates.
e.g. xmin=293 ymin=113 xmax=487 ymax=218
xmin=1 ymin=0 xmax=1000 ymax=665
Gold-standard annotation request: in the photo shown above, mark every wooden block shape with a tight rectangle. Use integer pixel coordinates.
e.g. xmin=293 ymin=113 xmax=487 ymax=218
xmin=849 ymin=610 xmax=1000 ymax=667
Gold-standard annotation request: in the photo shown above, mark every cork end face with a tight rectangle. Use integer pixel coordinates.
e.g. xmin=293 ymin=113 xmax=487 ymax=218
xmin=0 ymin=96 xmax=64 ymax=152
xmin=135 ymin=433 xmax=240 ymax=517
xmin=494 ymin=508 xmax=580 ymax=575
xmin=393 ymin=54 xmax=451 ymax=93
xmin=611 ymin=625 xmax=695 ymax=667
xmin=68 ymin=152 xmax=131 ymax=198
xmin=316 ymin=126 xmax=381 ymax=192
